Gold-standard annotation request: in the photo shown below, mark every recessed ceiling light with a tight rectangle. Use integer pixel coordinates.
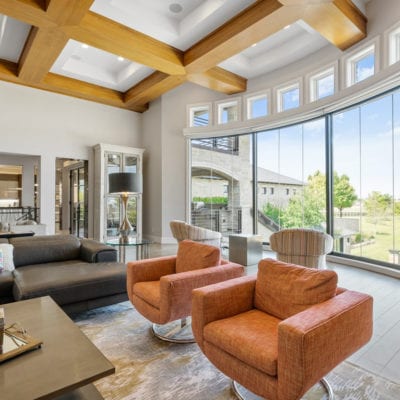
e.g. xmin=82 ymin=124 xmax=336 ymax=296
xmin=169 ymin=3 xmax=183 ymax=13
xmin=117 ymin=56 xmax=124 ymax=62
xmin=81 ymin=43 xmax=89 ymax=49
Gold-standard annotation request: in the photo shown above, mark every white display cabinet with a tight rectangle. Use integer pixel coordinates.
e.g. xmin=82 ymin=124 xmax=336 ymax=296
xmin=93 ymin=144 xmax=145 ymax=242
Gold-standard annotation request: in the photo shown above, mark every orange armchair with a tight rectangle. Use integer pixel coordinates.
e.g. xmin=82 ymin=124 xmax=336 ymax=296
xmin=127 ymin=240 xmax=244 ymax=343
xmin=192 ymin=258 xmax=373 ymax=400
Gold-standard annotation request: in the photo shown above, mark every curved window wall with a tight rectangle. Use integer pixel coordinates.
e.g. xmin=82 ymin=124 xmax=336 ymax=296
xmin=189 ymin=87 xmax=400 ymax=269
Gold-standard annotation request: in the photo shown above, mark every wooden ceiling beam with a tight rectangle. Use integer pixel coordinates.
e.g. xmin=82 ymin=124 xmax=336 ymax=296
xmin=184 ymin=0 xmax=296 ymax=74
xmin=0 ymin=59 xmax=147 ymax=112
xmin=0 ymin=0 xmax=54 ymax=27
xmin=45 ymin=0 xmax=94 ymax=26
xmin=0 ymin=0 xmax=367 ymax=112
xmin=42 ymin=73 xmax=149 ymax=112
xmin=65 ymin=12 xmax=185 ymax=76
xmin=17 ymin=0 xmax=94 ymax=83
xmin=299 ymin=0 xmax=367 ymax=50
xmin=187 ymin=67 xmax=247 ymax=95
xmin=124 ymin=72 xmax=187 ymax=109
xmin=18 ymin=26 xmax=68 ymax=82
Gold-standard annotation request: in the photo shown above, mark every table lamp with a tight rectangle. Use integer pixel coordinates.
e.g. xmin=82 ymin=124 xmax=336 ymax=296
xmin=108 ymin=172 xmax=142 ymax=241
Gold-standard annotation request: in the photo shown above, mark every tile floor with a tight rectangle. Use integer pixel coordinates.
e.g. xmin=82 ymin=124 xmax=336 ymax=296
xmin=123 ymin=243 xmax=400 ymax=385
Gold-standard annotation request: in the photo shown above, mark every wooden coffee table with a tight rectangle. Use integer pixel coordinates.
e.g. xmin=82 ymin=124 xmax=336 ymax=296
xmin=1 ymin=296 xmax=114 ymax=399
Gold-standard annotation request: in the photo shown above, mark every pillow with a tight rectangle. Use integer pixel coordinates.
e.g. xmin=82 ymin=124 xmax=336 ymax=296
xmin=176 ymin=240 xmax=221 ymax=273
xmin=0 ymin=244 xmax=15 ymax=271
xmin=254 ymin=258 xmax=337 ymax=320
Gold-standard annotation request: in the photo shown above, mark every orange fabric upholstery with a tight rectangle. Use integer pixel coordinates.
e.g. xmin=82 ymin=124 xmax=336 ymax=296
xmin=255 ymin=258 xmax=338 ymax=319
xmin=127 ymin=240 xmax=244 ymax=326
xmin=176 ymin=240 xmax=221 ymax=272
xmin=269 ymin=228 xmax=334 ymax=268
xmin=192 ymin=258 xmax=373 ymax=400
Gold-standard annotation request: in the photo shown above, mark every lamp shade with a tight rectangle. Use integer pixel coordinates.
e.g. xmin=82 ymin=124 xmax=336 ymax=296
xmin=108 ymin=172 xmax=142 ymax=194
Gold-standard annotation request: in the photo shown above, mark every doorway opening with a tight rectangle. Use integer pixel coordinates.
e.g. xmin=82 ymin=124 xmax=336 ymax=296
xmin=55 ymin=158 xmax=88 ymax=237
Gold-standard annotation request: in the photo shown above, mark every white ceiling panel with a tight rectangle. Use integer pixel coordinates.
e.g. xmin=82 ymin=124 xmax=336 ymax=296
xmin=50 ymin=40 xmax=154 ymax=91
xmin=90 ymin=0 xmax=257 ymax=50
xmin=0 ymin=14 xmax=30 ymax=63
xmin=219 ymin=21 xmax=331 ymax=78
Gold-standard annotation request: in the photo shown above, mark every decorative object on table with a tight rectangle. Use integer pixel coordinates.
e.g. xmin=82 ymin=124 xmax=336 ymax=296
xmin=191 ymin=258 xmax=373 ymax=400
xmin=0 ymin=310 xmax=42 ymax=363
xmin=108 ymin=172 xmax=142 ymax=242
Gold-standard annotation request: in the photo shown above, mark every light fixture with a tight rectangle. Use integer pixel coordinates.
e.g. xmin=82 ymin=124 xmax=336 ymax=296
xmin=108 ymin=172 xmax=142 ymax=242
xmin=117 ymin=56 xmax=124 ymax=62
xmin=169 ymin=3 xmax=183 ymax=13
xmin=251 ymin=43 xmax=257 ymax=48
xmin=81 ymin=43 xmax=89 ymax=49
xmin=284 ymin=24 xmax=291 ymax=30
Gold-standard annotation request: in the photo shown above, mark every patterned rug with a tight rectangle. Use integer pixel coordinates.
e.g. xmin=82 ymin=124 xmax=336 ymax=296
xmin=74 ymin=302 xmax=400 ymax=400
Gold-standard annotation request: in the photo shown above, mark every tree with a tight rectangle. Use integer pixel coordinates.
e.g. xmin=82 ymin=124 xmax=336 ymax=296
xmin=280 ymin=191 xmax=325 ymax=229
xmin=364 ymin=191 xmax=393 ymax=226
xmin=262 ymin=202 xmax=282 ymax=225
xmin=333 ymin=173 xmax=357 ymax=217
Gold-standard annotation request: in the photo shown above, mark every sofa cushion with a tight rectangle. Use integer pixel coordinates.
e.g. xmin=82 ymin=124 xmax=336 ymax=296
xmin=204 ymin=309 xmax=280 ymax=377
xmin=10 ymin=235 xmax=81 ymax=267
xmin=255 ymin=258 xmax=337 ymax=320
xmin=176 ymin=240 xmax=221 ymax=273
xmin=0 ymin=243 xmax=15 ymax=271
xmin=12 ymin=260 xmax=127 ymax=305
xmin=0 ymin=270 xmax=14 ymax=302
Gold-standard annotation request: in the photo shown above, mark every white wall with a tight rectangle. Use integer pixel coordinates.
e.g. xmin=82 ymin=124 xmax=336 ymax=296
xmin=142 ymin=98 xmax=163 ymax=242
xmin=0 ymin=81 xmax=142 ymax=236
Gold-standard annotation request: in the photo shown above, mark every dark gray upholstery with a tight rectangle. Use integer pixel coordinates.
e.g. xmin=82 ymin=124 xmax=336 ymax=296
xmin=0 ymin=270 xmax=14 ymax=303
xmin=10 ymin=235 xmax=81 ymax=267
xmin=13 ymin=260 xmax=126 ymax=304
xmin=80 ymin=238 xmax=118 ymax=263
xmin=0 ymin=234 xmax=127 ymax=314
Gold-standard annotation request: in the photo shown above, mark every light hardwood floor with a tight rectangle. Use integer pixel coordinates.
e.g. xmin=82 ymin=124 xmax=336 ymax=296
xmin=125 ymin=243 xmax=400 ymax=385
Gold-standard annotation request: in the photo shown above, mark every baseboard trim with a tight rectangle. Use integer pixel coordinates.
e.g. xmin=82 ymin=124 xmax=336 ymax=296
xmin=327 ymin=255 xmax=400 ymax=279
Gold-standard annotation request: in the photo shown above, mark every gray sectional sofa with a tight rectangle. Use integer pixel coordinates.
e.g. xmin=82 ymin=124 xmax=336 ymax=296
xmin=0 ymin=234 xmax=128 ymax=315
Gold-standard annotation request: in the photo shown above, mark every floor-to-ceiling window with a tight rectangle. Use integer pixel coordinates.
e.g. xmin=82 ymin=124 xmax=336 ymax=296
xmin=256 ymin=118 xmax=326 ymax=242
xmin=189 ymin=87 xmax=400 ymax=269
xmin=333 ymin=91 xmax=400 ymax=265
xmin=190 ymin=135 xmax=253 ymax=239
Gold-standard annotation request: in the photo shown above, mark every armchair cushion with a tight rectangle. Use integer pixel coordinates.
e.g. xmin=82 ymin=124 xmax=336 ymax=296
xmin=133 ymin=281 xmax=160 ymax=309
xmin=255 ymin=258 xmax=337 ymax=320
xmin=176 ymin=240 xmax=221 ymax=273
xmin=204 ymin=309 xmax=280 ymax=377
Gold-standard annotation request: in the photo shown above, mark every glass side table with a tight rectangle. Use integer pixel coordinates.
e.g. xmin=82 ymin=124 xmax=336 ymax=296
xmin=106 ymin=237 xmax=153 ymax=263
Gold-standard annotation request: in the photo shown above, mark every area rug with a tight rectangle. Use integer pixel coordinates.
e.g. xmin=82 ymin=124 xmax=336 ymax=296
xmin=74 ymin=302 xmax=400 ymax=400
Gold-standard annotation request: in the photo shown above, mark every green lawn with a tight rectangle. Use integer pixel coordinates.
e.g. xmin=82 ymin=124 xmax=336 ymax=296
xmin=344 ymin=216 xmax=400 ymax=263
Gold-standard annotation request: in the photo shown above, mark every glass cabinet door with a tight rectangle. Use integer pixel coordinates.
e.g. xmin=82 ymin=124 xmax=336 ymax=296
xmin=124 ymin=155 xmax=137 ymax=173
xmin=104 ymin=152 xmax=139 ymax=240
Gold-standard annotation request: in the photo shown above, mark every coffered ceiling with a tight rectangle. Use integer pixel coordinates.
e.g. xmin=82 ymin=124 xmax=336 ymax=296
xmin=0 ymin=0 xmax=369 ymax=113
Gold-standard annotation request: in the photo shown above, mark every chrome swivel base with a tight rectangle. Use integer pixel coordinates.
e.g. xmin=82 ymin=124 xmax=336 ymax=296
xmin=232 ymin=378 xmax=334 ymax=400
xmin=151 ymin=318 xmax=195 ymax=344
